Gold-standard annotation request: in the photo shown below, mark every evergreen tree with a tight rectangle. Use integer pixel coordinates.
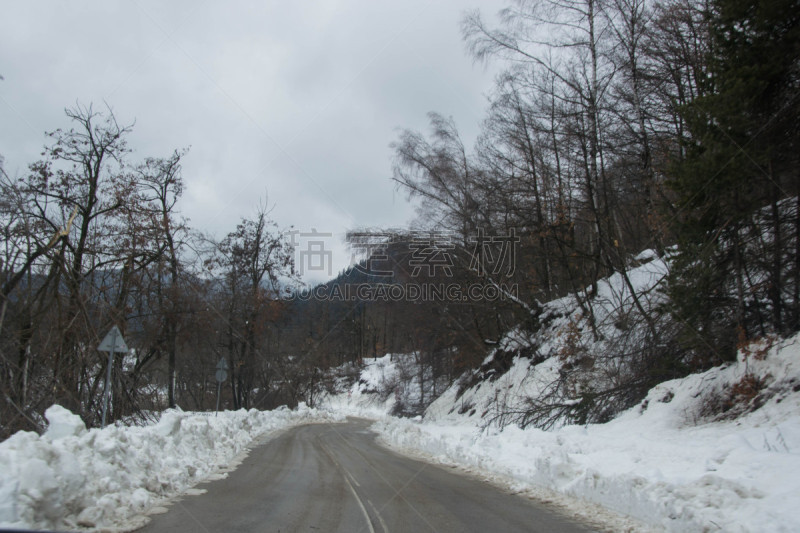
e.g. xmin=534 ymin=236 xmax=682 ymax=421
xmin=668 ymin=0 xmax=800 ymax=362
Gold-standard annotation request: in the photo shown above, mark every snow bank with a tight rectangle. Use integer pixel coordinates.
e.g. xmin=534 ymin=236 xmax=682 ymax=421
xmin=374 ymin=335 xmax=800 ymax=532
xmin=0 ymin=404 xmax=343 ymax=531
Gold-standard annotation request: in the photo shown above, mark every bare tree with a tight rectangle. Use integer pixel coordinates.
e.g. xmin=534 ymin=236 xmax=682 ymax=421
xmin=213 ymin=202 xmax=297 ymax=409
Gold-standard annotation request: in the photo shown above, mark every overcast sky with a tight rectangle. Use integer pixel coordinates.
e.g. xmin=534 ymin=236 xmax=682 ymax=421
xmin=0 ymin=1 xmax=504 ymax=283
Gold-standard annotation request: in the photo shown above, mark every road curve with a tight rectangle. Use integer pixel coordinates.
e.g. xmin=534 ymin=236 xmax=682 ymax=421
xmin=136 ymin=419 xmax=595 ymax=533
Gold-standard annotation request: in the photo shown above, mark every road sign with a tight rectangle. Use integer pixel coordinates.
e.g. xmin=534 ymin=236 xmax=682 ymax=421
xmin=97 ymin=326 xmax=129 ymax=427
xmin=215 ymin=358 xmax=228 ymax=416
xmin=98 ymin=326 xmax=128 ymax=352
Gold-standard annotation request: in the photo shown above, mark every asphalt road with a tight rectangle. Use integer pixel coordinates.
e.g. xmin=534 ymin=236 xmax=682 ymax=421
xmin=136 ymin=419 xmax=595 ymax=533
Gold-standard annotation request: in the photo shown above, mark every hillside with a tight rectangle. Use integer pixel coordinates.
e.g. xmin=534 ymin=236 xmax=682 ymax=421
xmin=323 ymin=248 xmax=672 ymax=426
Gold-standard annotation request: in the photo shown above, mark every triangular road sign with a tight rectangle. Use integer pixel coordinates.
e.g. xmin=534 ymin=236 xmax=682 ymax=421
xmin=98 ymin=326 xmax=129 ymax=352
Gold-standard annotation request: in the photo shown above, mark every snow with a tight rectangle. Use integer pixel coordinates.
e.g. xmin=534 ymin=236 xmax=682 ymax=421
xmin=43 ymin=405 xmax=87 ymax=440
xmin=0 ymin=404 xmax=343 ymax=531
xmin=634 ymin=248 xmax=659 ymax=263
xmin=319 ymin=352 xmax=447 ymax=418
xmin=372 ymin=334 xmax=800 ymax=532
xmin=358 ymin=354 xmax=400 ymax=393
xmin=320 ymin=354 xmax=399 ymax=418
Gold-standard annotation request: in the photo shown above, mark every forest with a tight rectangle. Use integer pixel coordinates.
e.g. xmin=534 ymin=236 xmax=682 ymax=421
xmin=1 ymin=0 xmax=798 ymax=440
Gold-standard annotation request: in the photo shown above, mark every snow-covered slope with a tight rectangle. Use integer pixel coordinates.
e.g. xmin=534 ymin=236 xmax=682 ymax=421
xmin=320 ymin=352 xmax=449 ymax=418
xmin=374 ymin=334 xmax=800 ymax=532
xmin=321 ymin=354 xmax=400 ymax=418
xmin=427 ymin=252 xmax=671 ymax=429
xmin=0 ymin=405 xmax=343 ymax=531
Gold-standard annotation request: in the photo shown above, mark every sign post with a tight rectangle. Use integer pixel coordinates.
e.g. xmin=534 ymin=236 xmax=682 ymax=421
xmin=215 ymin=358 xmax=228 ymax=416
xmin=97 ymin=326 xmax=129 ymax=427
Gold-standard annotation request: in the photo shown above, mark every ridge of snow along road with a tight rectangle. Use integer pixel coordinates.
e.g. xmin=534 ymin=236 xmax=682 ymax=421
xmin=0 ymin=404 xmax=344 ymax=531
xmin=371 ymin=334 xmax=800 ymax=533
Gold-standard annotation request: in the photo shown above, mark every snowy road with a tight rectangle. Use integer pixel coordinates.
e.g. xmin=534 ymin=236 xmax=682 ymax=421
xmin=135 ymin=419 xmax=594 ymax=533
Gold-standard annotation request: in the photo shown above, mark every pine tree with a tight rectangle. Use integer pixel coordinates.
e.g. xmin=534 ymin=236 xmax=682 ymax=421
xmin=668 ymin=0 xmax=800 ymax=363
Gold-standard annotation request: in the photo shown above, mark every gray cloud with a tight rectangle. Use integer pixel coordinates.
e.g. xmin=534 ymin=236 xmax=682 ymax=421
xmin=0 ymin=0 xmax=502 ymax=283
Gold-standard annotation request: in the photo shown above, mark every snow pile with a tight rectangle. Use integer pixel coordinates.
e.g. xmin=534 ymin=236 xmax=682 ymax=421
xmin=356 ymin=353 xmax=401 ymax=395
xmin=374 ymin=334 xmax=800 ymax=532
xmin=322 ymin=390 xmax=395 ymax=420
xmin=320 ymin=352 xmax=446 ymax=418
xmin=0 ymin=404 xmax=343 ymax=531
xmin=320 ymin=354 xmax=399 ymax=418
